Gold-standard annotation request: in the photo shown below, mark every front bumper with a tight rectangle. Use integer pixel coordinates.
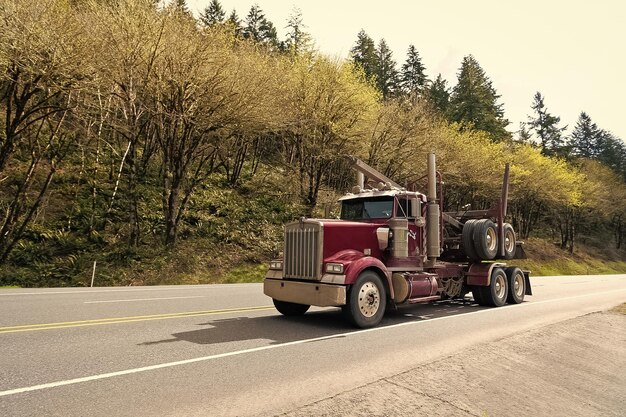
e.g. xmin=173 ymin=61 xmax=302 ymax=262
xmin=264 ymin=278 xmax=346 ymax=307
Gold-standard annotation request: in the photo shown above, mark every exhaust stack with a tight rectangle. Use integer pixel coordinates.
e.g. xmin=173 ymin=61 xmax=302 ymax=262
xmin=426 ymin=153 xmax=440 ymax=262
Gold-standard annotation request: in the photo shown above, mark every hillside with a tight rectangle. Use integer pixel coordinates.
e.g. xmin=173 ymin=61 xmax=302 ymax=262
xmin=0 ymin=0 xmax=625 ymax=287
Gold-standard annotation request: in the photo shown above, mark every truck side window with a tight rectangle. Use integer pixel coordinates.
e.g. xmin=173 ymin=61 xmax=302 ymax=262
xmin=396 ymin=198 xmax=413 ymax=218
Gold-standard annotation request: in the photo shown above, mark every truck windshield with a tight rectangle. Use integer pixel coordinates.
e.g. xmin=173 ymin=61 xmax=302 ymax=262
xmin=341 ymin=197 xmax=394 ymax=220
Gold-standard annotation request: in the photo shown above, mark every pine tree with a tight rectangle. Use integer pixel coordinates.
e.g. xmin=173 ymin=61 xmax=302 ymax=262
xmin=517 ymin=122 xmax=533 ymax=142
xmin=350 ymin=30 xmax=377 ymax=81
xmin=242 ymin=4 xmax=279 ymax=49
xmin=527 ymin=92 xmax=567 ymax=157
xmin=568 ymin=112 xmax=601 ymax=158
xmin=173 ymin=0 xmax=190 ymax=14
xmin=284 ymin=7 xmax=313 ymax=55
xmin=199 ymin=0 xmax=225 ymax=27
xmin=374 ymin=38 xmax=399 ymax=100
xmin=596 ymin=132 xmax=626 ymax=179
xmin=449 ymin=55 xmax=509 ymax=140
xmin=400 ymin=44 xmax=427 ymax=97
xmin=424 ymin=74 xmax=450 ymax=114
xmin=226 ymin=9 xmax=242 ymax=36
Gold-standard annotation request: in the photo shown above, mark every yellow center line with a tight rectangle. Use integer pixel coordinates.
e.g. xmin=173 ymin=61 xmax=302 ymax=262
xmin=0 ymin=305 xmax=274 ymax=334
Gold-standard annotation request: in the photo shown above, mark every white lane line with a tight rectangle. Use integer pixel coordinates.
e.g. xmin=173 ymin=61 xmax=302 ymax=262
xmin=1 ymin=288 xmax=625 ymax=397
xmin=0 ymin=284 xmax=261 ymax=296
xmin=84 ymin=296 xmax=206 ymax=304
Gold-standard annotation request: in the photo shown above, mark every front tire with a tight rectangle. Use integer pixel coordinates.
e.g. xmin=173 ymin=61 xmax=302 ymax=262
xmin=344 ymin=271 xmax=386 ymax=328
xmin=273 ymin=299 xmax=310 ymax=316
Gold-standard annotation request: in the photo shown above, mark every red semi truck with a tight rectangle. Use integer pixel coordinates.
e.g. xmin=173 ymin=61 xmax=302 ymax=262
xmin=264 ymin=154 xmax=531 ymax=328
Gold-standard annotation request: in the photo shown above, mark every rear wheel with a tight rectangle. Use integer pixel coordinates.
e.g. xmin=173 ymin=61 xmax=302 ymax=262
xmin=473 ymin=219 xmax=498 ymax=260
xmin=472 ymin=286 xmax=486 ymax=306
xmin=462 ymin=219 xmax=480 ymax=261
xmin=505 ymin=267 xmax=525 ymax=304
xmin=273 ymin=299 xmax=310 ymax=316
xmin=482 ymin=267 xmax=508 ymax=307
xmin=344 ymin=271 xmax=386 ymax=328
xmin=503 ymin=223 xmax=516 ymax=260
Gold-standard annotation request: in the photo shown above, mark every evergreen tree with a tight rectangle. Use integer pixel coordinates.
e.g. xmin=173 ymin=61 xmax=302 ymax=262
xmin=173 ymin=0 xmax=189 ymax=14
xmin=568 ymin=112 xmax=601 ymax=158
xmin=226 ymin=9 xmax=242 ymax=36
xmin=517 ymin=122 xmax=532 ymax=142
xmin=350 ymin=30 xmax=377 ymax=81
xmin=242 ymin=4 xmax=279 ymax=49
xmin=596 ymin=132 xmax=626 ymax=179
xmin=449 ymin=55 xmax=509 ymax=140
xmin=284 ymin=7 xmax=313 ymax=55
xmin=374 ymin=38 xmax=399 ymax=99
xmin=424 ymin=74 xmax=450 ymax=114
xmin=400 ymin=44 xmax=427 ymax=97
xmin=199 ymin=0 xmax=225 ymax=27
xmin=527 ymin=92 xmax=567 ymax=157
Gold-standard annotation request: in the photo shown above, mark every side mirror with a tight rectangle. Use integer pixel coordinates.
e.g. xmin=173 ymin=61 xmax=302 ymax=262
xmin=376 ymin=227 xmax=390 ymax=250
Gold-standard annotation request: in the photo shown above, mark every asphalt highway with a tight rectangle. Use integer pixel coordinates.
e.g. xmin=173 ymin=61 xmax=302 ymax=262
xmin=1 ymin=274 xmax=625 ymax=417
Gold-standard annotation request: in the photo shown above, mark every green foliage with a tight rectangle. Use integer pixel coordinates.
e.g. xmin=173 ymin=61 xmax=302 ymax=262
xmin=449 ymin=55 xmax=510 ymax=141
xmin=199 ymin=0 xmax=225 ymax=27
xmin=0 ymin=0 xmax=625 ymax=287
xmin=400 ymin=45 xmax=428 ymax=97
xmin=350 ymin=30 xmax=378 ymax=82
xmin=374 ymin=39 xmax=400 ymax=99
xmin=526 ymin=92 xmax=567 ymax=157
xmin=424 ymin=74 xmax=450 ymax=114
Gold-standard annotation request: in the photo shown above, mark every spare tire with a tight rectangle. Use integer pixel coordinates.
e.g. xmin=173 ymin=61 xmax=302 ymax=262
xmin=462 ymin=219 xmax=480 ymax=261
xmin=503 ymin=223 xmax=516 ymax=260
xmin=473 ymin=219 xmax=498 ymax=260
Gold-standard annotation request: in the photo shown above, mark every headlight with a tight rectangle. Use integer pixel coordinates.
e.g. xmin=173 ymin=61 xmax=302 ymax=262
xmin=325 ymin=263 xmax=344 ymax=274
xmin=269 ymin=261 xmax=283 ymax=270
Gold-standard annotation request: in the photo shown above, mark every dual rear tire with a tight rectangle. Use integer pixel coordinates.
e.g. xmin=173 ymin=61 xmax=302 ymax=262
xmin=463 ymin=219 xmax=516 ymax=261
xmin=472 ymin=267 xmax=525 ymax=306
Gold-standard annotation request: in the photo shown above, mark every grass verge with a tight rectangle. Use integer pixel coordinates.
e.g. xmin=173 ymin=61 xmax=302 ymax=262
xmin=611 ymin=303 xmax=626 ymax=315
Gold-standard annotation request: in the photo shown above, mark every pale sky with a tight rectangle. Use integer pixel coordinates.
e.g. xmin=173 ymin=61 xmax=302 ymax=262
xmin=188 ymin=0 xmax=626 ymax=140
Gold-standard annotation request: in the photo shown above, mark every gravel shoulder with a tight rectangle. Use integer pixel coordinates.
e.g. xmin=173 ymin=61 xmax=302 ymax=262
xmin=279 ymin=310 xmax=626 ymax=417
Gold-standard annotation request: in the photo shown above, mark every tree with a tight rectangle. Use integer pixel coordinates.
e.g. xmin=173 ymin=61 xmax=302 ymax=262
xmin=350 ymin=30 xmax=377 ymax=81
xmin=0 ymin=0 xmax=86 ymax=262
xmin=284 ymin=7 xmax=313 ymax=56
xmin=199 ymin=0 xmax=225 ymax=27
xmin=568 ymin=112 xmax=600 ymax=158
xmin=400 ymin=45 xmax=427 ymax=98
xmin=449 ymin=55 xmax=510 ymax=140
xmin=281 ymin=56 xmax=378 ymax=215
xmin=374 ymin=38 xmax=400 ymax=100
xmin=596 ymin=132 xmax=626 ymax=180
xmin=242 ymin=4 xmax=279 ymax=49
xmin=424 ymin=74 xmax=450 ymax=115
xmin=527 ymin=92 xmax=567 ymax=157
xmin=517 ymin=122 xmax=532 ymax=143
xmin=226 ymin=9 xmax=242 ymax=36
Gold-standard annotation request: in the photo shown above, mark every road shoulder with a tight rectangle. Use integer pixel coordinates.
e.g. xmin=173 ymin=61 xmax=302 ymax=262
xmin=279 ymin=309 xmax=626 ymax=417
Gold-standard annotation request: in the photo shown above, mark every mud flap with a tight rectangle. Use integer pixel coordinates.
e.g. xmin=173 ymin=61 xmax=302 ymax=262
xmin=523 ymin=271 xmax=532 ymax=295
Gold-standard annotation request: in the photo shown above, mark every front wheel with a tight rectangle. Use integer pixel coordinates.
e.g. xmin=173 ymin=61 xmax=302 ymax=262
xmin=273 ymin=299 xmax=310 ymax=316
xmin=343 ymin=271 xmax=386 ymax=328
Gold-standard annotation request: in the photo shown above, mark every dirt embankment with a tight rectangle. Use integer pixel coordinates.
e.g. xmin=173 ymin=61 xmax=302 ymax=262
xmin=280 ymin=309 xmax=626 ymax=417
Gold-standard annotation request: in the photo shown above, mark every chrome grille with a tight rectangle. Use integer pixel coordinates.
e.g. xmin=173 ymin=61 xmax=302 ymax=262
xmin=284 ymin=221 xmax=322 ymax=280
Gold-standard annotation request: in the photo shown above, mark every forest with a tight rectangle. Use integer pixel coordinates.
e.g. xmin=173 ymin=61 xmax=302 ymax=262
xmin=1 ymin=0 xmax=625 ymax=287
